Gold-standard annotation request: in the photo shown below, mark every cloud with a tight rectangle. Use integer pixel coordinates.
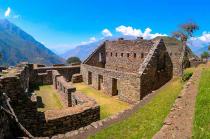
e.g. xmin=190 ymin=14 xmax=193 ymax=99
xmin=5 ymin=7 xmax=11 ymax=17
xmin=188 ymin=32 xmax=210 ymax=50
xmin=116 ymin=25 xmax=167 ymax=39
xmin=102 ymin=29 xmax=112 ymax=37
xmin=80 ymin=37 xmax=97 ymax=45
xmin=116 ymin=25 xmax=142 ymax=37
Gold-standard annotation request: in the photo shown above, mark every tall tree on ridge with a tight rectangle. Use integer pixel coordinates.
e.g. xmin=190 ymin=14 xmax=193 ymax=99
xmin=172 ymin=22 xmax=199 ymax=75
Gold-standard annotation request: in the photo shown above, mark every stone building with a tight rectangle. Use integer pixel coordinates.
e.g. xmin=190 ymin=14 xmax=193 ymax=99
xmin=81 ymin=38 xmax=174 ymax=103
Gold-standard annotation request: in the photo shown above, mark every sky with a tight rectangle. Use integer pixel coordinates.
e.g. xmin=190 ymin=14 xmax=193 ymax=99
xmin=0 ymin=0 xmax=210 ymax=54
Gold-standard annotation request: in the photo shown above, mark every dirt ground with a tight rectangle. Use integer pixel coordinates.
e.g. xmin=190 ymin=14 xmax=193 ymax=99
xmin=153 ymin=68 xmax=201 ymax=139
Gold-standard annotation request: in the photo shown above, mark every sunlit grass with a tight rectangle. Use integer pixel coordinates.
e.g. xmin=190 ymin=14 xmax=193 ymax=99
xmin=35 ymin=85 xmax=63 ymax=112
xmin=89 ymin=78 xmax=183 ymax=139
xmin=73 ymin=83 xmax=131 ymax=119
xmin=193 ymin=68 xmax=210 ymax=138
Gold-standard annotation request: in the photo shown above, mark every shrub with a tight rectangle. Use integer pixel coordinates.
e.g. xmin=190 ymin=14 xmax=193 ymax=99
xmin=66 ymin=57 xmax=81 ymax=64
xmin=182 ymin=71 xmax=193 ymax=82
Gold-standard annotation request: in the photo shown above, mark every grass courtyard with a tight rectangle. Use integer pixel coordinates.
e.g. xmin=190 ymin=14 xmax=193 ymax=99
xmin=193 ymin=66 xmax=210 ymax=138
xmin=89 ymin=78 xmax=183 ymax=139
xmin=35 ymin=85 xmax=64 ymax=112
xmin=73 ymin=83 xmax=131 ymax=119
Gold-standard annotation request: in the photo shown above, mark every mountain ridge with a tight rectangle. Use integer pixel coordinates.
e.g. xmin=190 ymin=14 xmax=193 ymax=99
xmin=0 ymin=19 xmax=64 ymax=66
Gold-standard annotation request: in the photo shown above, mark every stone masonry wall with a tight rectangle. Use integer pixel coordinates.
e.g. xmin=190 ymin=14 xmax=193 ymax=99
xmin=139 ymin=39 xmax=173 ymax=99
xmin=52 ymin=70 xmax=76 ymax=107
xmin=0 ymin=66 xmax=41 ymax=136
xmin=81 ymin=64 xmax=141 ymax=103
xmin=34 ymin=65 xmax=80 ymax=82
xmin=105 ymin=39 xmax=153 ymax=73
xmin=84 ymin=42 xmax=106 ymax=68
xmin=41 ymin=92 xmax=100 ymax=136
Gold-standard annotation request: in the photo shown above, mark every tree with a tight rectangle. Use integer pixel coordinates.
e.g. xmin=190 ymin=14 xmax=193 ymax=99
xmin=208 ymin=45 xmax=210 ymax=51
xmin=201 ymin=51 xmax=209 ymax=62
xmin=172 ymin=22 xmax=199 ymax=75
xmin=172 ymin=22 xmax=199 ymax=48
xmin=66 ymin=57 xmax=81 ymax=64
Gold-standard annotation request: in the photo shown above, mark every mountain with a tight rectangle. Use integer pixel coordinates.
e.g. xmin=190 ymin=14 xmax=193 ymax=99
xmin=61 ymin=36 xmax=136 ymax=60
xmin=0 ymin=19 xmax=64 ymax=66
xmin=61 ymin=36 xmax=200 ymax=61
xmin=62 ymin=41 xmax=102 ymax=60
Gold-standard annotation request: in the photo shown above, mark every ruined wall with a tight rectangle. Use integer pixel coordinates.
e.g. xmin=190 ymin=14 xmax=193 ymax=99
xmin=139 ymin=39 xmax=173 ymax=99
xmin=52 ymin=70 xmax=76 ymax=107
xmin=0 ymin=91 xmax=16 ymax=138
xmin=81 ymin=64 xmax=141 ymax=103
xmin=0 ymin=67 xmax=41 ymax=136
xmin=41 ymin=92 xmax=100 ymax=136
xmin=84 ymin=43 xmax=106 ymax=68
xmin=34 ymin=65 xmax=80 ymax=82
xmin=105 ymin=39 xmax=153 ymax=73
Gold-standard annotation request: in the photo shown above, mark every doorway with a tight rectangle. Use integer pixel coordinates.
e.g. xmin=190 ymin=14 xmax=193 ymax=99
xmin=112 ymin=78 xmax=118 ymax=96
xmin=98 ymin=75 xmax=103 ymax=90
xmin=88 ymin=71 xmax=92 ymax=85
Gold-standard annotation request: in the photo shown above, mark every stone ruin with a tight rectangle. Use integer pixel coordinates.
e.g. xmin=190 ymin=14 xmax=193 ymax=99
xmin=0 ymin=63 xmax=99 ymax=138
xmin=0 ymin=37 xmax=202 ymax=138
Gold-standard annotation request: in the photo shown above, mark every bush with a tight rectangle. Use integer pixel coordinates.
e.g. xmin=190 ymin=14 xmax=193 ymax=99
xmin=182 ymin=71 xmax=193 ymax=82
xmin=66 ymin=57 xmax=81 ymax=64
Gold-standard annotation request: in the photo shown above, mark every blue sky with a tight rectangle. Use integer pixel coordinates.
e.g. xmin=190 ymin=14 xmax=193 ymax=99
xmin=0 ymin=0 xmax=210 ymax=54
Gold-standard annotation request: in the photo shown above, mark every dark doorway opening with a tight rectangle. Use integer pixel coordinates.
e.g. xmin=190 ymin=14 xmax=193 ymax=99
xmin=88 ymin=71 xmax=92 ymax=85
xmin=98 ymin=75 xmax=103 ymax=90
xmin=112 ymin=78 xmax=118 ymax=96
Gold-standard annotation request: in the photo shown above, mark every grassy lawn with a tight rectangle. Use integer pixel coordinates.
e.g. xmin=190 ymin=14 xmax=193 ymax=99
xmin=89 ymin=78 xmax=183 ymax=139
xmin=73 ymin=83 xmax=131 ymax=119
xmin=193 ymin=68 xmax=210 ymax=138
xmin=35 ymin=85 xmax=64 ymax=112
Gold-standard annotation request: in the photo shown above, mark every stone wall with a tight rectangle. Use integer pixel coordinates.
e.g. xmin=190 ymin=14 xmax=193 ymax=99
xmin=34 ymin=65 xmax=80 ymax=82
xmin=0 ymin=65 xmax=42 ymax=136
xmin=81 ymin=64 xmax=141 ymax=103
xmin=52 ymin=70 xmax=76 ymax=107
xmin=41 ymin=92 xmax=100 ymax=136
xmin=84 ymin=42 xmax=106 ymax=68
xmin=105 ymin=38 xmax=153 ymax=73
xmin=139 ymin=39 xmax=173 ymax=98
xmin=72 ymin=73 xmax=83 ymax=83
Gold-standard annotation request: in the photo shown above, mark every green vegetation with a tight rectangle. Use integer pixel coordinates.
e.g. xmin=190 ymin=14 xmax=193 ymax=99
xmin=89 ymin=78 xmax=183 ymax=139
xmin=193 ymin=68 xmax=210 ymax=138
xmin=66 ymin=56 xmax=81 ymax=64
xmin=73 ymin=83 xmax=130 ymax=119
xmin=201 ymin=51 xmax=209 ymax=61
xmin=35 ymin=85 xmax=63 ymax=112
xmin=182 ymin=67 xmax=195 ymax=82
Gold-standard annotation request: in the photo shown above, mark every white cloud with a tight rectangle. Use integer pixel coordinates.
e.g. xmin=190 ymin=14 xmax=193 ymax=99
xmin=188 ymin=32 xmax=210 ymax=50
xmin=115 ymin=25 xmax=167 ymax=39
xmin=80 ymin=37 xmax=97 ymax=45
xmin=102 ymin=29 xmax=112 ymax=37
xmin=5 ymin=7 xmax=11 ymax=17
xmin=116 ymin=25 xmax=142 ymax=37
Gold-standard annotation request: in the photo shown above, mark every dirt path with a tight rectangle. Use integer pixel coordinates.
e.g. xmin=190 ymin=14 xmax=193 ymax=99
xmin=153 ymin=68 xmax=201 ymax=139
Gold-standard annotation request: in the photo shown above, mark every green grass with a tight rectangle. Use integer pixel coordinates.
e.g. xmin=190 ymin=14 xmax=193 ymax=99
xmin=35 ymin=85 xmax=63 ymax=112
xmin=73 ymin=83 xmax=130 ymax=119
xmin=89 ymin=78 xmax=183 ymax=139
xmin=193 ymin=68 xmax=210 ymax=138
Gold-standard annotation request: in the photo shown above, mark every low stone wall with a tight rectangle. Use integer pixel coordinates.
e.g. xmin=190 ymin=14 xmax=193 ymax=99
xmin=190 ymin=60 xmax=204 ymax=67
xmin=52 ymin=70 xmax=76 ymax=107
xmin=81 ymin=64 xmax=140 ymax=103
xmin=34 ymin=65 xmax=80 ymax=82
xmin=72 ymin=73 xmax=83 ymax=83
xmin=41 ymin=92 xmax=100 ymax=136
